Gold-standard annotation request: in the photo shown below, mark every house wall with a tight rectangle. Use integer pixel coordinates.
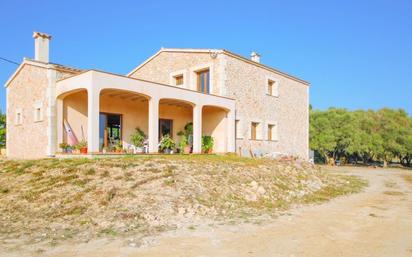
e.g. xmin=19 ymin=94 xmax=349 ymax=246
xmin=224 ymin=55 xmax=309 ymax=159
xmin=129 ymin=51 xmax=224 ymax=96
xmin=6 ymin=64 xmax=75 ymax=159
xmin=129 ymin=51 xmax=309 ymax=159
xmin=202 ymin=106 xmax=227 ymax=153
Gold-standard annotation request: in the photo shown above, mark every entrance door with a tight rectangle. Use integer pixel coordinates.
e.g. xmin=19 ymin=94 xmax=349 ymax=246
xmin=159 ymin=119 xmax=173 ymax=140
xmin=99 ymin=113 xmax=122 ymax=151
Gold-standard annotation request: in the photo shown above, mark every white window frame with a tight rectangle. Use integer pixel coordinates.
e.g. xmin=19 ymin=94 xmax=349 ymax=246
xmin=169 ymin=69 xmax=187 ymax=88
xmin=266 ymin=76 xmax=280 ymax=97
xmin=33 ymin=102 xmax=43 ymax=122
xmin=15 ymin=108 xmax=23 ymax=125
xmin=190 ymin=63 xmax=214 ymax=94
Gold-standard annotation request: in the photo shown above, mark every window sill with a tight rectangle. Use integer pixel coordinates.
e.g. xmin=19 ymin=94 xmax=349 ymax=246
xmin=249 ymin=139 xmax=264 ymax=141
xmin=267 ymin=139 xmax=279 ymax=142
xmin=34 ymin=120 xmax=44 ymax=123
xmin=266 ymin=93 xmax=279 ymax=98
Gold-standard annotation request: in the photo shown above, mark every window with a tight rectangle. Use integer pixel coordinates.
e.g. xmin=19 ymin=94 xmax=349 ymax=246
xmin=267 ymin=78 xmax=279 ymax=97
xmin=267 ymin=123 xmax=278 ymax=141
xmin=197 ymin=69 xmax=210 ymax=94
xmin=33 ymin=103 xmax=43 ymax=122
xmin=251 ymin=122 xmax=259 ymax=140
xmin=15 ymin=109 xmax=23 ymax=125
xmin=174 ymin=75 xmax=184 ymax=86
xmin=235 ymin=120 xmax=242 ymax=139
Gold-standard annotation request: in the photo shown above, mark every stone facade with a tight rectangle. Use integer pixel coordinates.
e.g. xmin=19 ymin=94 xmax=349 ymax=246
xmin=130 ymin=49 xmax=309 ymax=159
xmin=6 ymin=61 xmax=78 ymax=159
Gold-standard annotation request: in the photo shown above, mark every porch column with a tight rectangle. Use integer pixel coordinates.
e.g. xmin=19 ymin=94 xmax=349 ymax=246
xmin=56 ymin=98 xmax=63 ymax=150
xmin=148 ymin=96 xmax=159 ymax=153
xmin=193 ymin=104 xmax=203 ymax=153
xmin=87 ymin=88 xmax=100 ymax=153
xmin=227 ymin=109 xmax=236 ymax=152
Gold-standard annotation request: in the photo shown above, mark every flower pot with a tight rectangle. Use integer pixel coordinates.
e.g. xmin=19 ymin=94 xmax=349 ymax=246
xmin=184 ymin=146 xmax=191 ymax=154
xmin=80 ymin=147 xmax=88 ymax=154
xmin=207 ymin=149 xmax=213 ymax=154
xmin=164 ymin=148 xmax=172 ymax=154
xmin=134 ymin=147 xmax=144 ymax=154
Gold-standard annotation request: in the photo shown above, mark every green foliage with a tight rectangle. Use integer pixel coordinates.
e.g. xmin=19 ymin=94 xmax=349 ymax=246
xmin=0 ymin=110 xmax=5 ymax=148
xmin=130 ymin=127 xmax=146 ymax=147
xmin=177 ymin=122 xmax=193 ymax=153
xmin=159 ymin=135 xmax=175 ymax=151
xmin=202 ymin=136 xmax=214 ymax=153
xmin=310 ymin=107 xmax=412 ymax=166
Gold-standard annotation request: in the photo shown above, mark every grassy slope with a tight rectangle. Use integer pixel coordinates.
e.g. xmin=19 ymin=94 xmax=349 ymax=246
xmin=0 ymin=155 xmax=367 ymax=247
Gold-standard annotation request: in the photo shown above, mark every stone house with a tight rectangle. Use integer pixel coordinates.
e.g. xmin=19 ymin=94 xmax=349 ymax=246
xmin=5 ymin=32 xmax=309 ymax=159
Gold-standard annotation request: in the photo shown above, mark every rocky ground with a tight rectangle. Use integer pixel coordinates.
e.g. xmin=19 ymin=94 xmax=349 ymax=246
xmin=0 ymin=155 xmax=366 ymax=256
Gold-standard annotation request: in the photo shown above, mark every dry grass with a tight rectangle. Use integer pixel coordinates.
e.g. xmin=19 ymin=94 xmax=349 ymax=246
xmin=0 ymin=154 xmax=367 ymax=249
xmin=383 ymin=191 xmax=405 ymax=196
xmin=401 ymin=174 xmax=412 ymax=185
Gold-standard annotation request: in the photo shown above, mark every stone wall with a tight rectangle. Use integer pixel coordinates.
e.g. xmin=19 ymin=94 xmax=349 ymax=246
xmin=6 ymin=63 xmax=76 ymax=159
xmin=129 ymin=50 xmax=309 ymax=159
xmin=224 ymin=55 xmax=309 ymax=159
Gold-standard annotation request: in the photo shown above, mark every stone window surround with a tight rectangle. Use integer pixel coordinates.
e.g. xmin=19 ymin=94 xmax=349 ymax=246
xmin=235 ymin=119 xmax=243 ymax=139
xmin=169 ymin=69 xmax=188 ymax=88
xmin=33 ymin=101 xmax=44 ymax=122
xmin=189 ymin=63 xmax=214 ymax=94
xmin=249 ymin=119 xmax=263 ymax=140
xmin=266 ymin=76 xmax=280 ymax=97
xmin=15 ymin=108 xmax=23 ymax=125
xmin=266 ymin=121 xmax=279 ymax=141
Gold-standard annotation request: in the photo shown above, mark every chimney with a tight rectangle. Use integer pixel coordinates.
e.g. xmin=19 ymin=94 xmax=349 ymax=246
xmin=251 ymin=51 xmax=260 ymax=63
xmin=33 ymin=32 xmax=52 ymax=63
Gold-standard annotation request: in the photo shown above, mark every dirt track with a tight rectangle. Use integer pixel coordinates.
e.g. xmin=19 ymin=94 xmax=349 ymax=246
xmin=9 ymin=167 xmax=412 ymax=257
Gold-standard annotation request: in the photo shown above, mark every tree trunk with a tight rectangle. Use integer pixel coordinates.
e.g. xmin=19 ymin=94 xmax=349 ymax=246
xmin=383 ymin=159 xmax=387 ymax=168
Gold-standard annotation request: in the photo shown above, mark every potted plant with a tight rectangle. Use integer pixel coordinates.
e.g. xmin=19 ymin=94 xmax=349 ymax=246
xmin=130 ymin=127 xmax=146 ymax=154
xmin=159 ymin=134 xmax=175 ymax=154
xmin=177 ymin=131 xmax=191 ymax=154
xmin=202 ymin=135 xmax=214 ymax=154
xmin=59 ymin=142 xmax=70 ymax=153
xmin=115 ymin=141 xmax=123 ymax=153
xmin=76 ymin=140 xmax=88 ymax=154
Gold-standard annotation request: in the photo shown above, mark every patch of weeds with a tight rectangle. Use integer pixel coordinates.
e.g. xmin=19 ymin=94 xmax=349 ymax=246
xmin=301 ymin=175 xmax=368 ymax=204
xmin=383 ymin=191 xmax=405 ymax=196
xmin=163 ymin=178 xmax=176 ymax=186
xmin=100 ymin=170 xmax=110 ymax=178
xmin=401 ymin=174 xmax=412 ymax=185
xmin=0 ymin=186 xmax=10 ymax=194
xmin=384 ymin=181 xmax=397 ymax=188
xmin=106 ymin=188 xmax=117 ymax=202
xmin=188 ymin=225 xmax=196 ymax=230
xmin=84 ymin=168 xmax=96 ymax=176
xmin=64 ymin=206 xmax=86 ymax=216
xmin=123 ymin=171 xmax=134 ymax=181
xmin=100 ymin=227 xmax=117 ymax=237
xmin=72 ymin=178 xmax=90 ymax=187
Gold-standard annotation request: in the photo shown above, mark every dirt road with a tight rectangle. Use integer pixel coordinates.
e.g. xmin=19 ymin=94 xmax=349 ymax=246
xmin=12 ymin=167 xmax=412 ymax=257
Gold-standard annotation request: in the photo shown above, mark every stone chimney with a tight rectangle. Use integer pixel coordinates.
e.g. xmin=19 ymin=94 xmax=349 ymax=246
xmin=33 ymin=32 xmax=52 ymax=63
xmin=251 ymin=51 xmax=261 ymax=63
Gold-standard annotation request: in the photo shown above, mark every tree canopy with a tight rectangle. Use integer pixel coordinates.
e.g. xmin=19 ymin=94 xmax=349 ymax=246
xmin=310 ymin=108 xmax=412 ymax=167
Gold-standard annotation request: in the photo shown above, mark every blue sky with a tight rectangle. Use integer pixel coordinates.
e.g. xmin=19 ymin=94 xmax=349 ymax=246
xmin=0 ymin=0 xmax=411 ymax=114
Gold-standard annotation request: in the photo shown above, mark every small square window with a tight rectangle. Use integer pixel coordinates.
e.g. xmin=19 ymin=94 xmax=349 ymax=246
xmin=267 ymin=78 xmax=279 ymax=97
xmin=251 ymin=122 xmax=259 ymax=140
xmin=267 ymin=123 xmax=278 ymax=141
xmin=15 ymin=109 xmax=23 ymax=125
xmin=33 ymin=103 xmax=43 ymax=122
xmin=175 ymin=75 xmax=184 ymax=86
xmin=235 ymin=120 xmax=242 ymax=139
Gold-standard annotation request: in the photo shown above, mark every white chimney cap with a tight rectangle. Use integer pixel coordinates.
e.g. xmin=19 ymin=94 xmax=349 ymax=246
xmin=33 ymin=31 xmax=51 ymax=63
xmin=251 ymin=51 xmax=261 ymax=63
